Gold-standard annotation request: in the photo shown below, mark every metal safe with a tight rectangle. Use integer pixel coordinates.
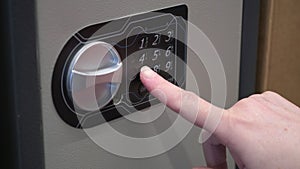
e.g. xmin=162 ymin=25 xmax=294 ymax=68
xmin=2 ymin=0 xmax=260 ymax=169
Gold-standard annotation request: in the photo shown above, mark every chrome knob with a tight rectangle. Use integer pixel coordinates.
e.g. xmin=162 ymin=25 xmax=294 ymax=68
xmin=66 ymin=41 xmax=122 ymax=112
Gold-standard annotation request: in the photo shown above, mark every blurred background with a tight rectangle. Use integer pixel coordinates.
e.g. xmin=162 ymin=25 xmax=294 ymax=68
xmin=256 ymin=0 xmax=300 ymax=106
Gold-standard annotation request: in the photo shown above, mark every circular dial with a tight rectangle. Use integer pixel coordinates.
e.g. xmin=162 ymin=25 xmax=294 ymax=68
xmin=66 ymin=41 xmax=122 ymax=112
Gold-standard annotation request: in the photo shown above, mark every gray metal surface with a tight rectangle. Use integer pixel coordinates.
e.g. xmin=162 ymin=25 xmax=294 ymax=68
xmin=37 ymin=0 xmax=243 ymax=168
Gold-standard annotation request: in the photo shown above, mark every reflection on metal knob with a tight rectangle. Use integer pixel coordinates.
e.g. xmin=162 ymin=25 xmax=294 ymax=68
xmin=66 ymin=41 xmax=122 ymax=112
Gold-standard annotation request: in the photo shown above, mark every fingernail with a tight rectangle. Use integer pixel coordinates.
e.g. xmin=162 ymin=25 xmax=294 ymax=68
xmin=140 ymin=66 xmax=155 ymax=79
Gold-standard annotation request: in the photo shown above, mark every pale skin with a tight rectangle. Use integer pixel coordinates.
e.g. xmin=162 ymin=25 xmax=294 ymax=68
xmin=139 ymin=66 xmax=300 ymax=169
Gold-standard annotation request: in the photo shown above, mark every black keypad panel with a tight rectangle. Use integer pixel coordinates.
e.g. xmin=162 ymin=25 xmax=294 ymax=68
xmin=52 ymin=4 xmax=188 ymax=128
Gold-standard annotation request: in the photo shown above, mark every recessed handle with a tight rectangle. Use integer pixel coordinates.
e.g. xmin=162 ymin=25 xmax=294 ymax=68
xmin=66 ymin=41 xmax=122 ymax=112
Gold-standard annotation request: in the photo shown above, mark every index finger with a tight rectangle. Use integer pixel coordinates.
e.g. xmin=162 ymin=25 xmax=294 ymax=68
xmin=139 ymin=66 xmax=229 ymax=137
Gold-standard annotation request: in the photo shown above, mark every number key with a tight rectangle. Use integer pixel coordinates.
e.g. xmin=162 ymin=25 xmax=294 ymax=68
xmin=152 ymin=34 xmax=161 ymax=46
xmin=165 ymin=30 xmax=174 ymax=43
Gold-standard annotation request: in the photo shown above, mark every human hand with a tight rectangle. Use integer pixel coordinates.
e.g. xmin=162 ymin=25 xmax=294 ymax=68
xmin=140 ymin=66 xmax=300 ymax=169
